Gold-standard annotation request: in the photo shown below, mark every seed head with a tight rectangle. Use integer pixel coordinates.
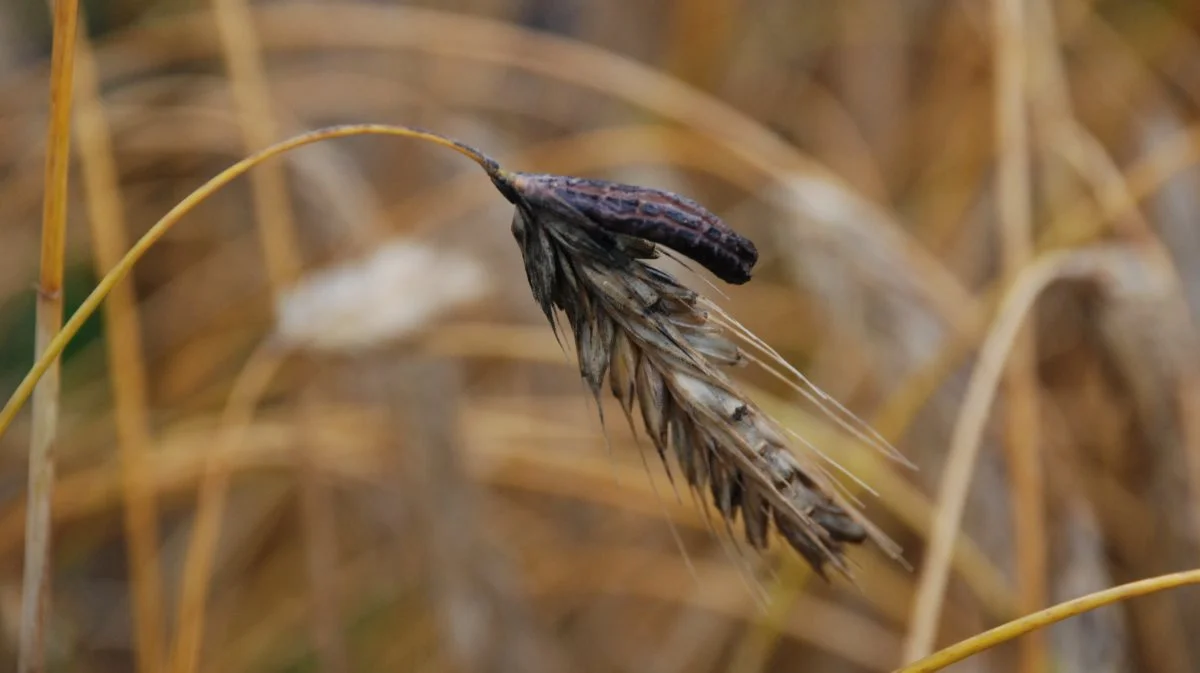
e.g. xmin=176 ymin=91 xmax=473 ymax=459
xmin=491 ymin=167 xmax=900 ymax=578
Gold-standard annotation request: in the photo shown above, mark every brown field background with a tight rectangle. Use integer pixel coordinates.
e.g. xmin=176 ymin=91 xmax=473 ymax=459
xmin=2 ymin=1 xmax=1200 ymax=672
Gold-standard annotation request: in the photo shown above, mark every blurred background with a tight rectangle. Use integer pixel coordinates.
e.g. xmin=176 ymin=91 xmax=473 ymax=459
xmin=3 ymin=0 xmax=1200 ymax=671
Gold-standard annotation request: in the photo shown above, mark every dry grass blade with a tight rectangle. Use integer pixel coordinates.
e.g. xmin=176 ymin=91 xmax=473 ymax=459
xmin=493 ymin=168 xmax=903 ymax=577
xmin=992 ymin=1 xmax=1047 ymax=672
xmin=210 ymin=0 xmax=303 ymax=292
xmin=21 ymin=0 xmax=79 ymax=671
xmin=72 ymin=26 xmax=166 ymax=673
xmin=169 ymin=341 xmax=287 ymax=673
xmin=898 ymin=568 xmax=1200 ymax=673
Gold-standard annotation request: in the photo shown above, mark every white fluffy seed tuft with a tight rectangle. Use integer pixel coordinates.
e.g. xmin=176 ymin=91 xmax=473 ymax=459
xmin=275 ymin=240 xmax=488 ymax=353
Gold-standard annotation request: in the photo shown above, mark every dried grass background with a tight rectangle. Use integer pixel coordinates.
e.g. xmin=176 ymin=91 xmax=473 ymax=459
xmin=2 ymin=1 xmax=1200 ymax=672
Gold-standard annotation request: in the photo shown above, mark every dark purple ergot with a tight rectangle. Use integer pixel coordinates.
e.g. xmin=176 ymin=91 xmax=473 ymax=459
xmin=499 ymin=172 xmax=759 ymax=285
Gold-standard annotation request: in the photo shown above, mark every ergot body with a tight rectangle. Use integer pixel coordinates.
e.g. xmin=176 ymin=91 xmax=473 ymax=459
xmin=494 ymin=171 xmax=759 ymax=285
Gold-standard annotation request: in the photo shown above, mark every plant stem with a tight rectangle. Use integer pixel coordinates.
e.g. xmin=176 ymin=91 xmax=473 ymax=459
xmin=992 ymin=0 xmax=1047 ymax=671
xmin=72 ymin=23 xmax=166 ymax=673
xmin=20 ymin=0 xmax=79 ymax=671
xmin=211 ymin=0 xmax=303 ymax=293
xmin=168 ymin=341 xmax=287 ymax=673
xmin=896 ymin=568 xmax=1200 ymax=673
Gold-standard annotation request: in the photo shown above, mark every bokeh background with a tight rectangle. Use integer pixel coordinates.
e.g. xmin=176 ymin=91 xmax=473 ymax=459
xmin=2 ymin=1 xmax=1200 ymax=672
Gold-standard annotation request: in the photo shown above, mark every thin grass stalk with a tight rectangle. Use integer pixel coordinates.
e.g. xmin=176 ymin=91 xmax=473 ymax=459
xmin=168 ymin=340 xmax=286 ymax=673
xmin=992 ymin=1 xmax=1048 ymax=671
xmin=902 ymin=247 xmax=1149 ymax=662
xmin=20 ymin=0 xmax=79 ymax=670
xmin=210 ymin=0 xmax=303 ymax=291
xmin=896 ymin=568 xmax=1200 ymax=673
xmin=71 ymin=28 xmax=165 ymax=673
xmin=206 ymin=3 xmax=346 ymax=667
